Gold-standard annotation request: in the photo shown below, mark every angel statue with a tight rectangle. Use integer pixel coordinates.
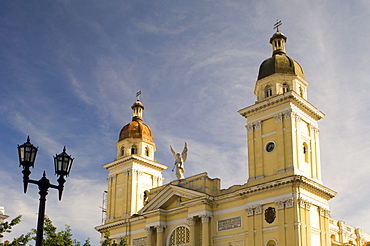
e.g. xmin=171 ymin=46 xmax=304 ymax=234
xmin=170 ymin=142 xmax=188 ymax=180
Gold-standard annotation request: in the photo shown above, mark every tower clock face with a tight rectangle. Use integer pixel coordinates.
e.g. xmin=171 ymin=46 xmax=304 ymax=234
xmin=266 ymin=142 xmax=275 ymax=153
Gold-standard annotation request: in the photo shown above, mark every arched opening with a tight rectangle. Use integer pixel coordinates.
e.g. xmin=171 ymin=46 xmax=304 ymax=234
xmin=145 ymin=147 xmax=150 ymax=157
xmin=168 ymin=226 xmax=190 ymax=246
xmin=266 ymin=239 xmax=277 ymax=246
xmin=265 ymin=85 xmax=272 ymax=98
xmin=282 ymin=83 xmax=289 ymax=93
xmin=131 ymin=145 xmax=137 ymax=155
xmin=120 ymin=146 xmax=125 ymax=157
xmin=303 ymin=142 xmax=309 ymax=163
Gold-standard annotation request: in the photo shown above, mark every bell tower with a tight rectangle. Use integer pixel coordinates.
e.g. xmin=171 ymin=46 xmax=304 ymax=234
xmin=239 ymin=28 xmax=324 ymax=185
xmin=103 ymin=94 xmax=167 ymax=222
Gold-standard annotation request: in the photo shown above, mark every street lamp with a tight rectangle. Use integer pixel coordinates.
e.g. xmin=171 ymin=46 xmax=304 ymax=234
xmin=17 ymin=136 xmax=74 ymax=246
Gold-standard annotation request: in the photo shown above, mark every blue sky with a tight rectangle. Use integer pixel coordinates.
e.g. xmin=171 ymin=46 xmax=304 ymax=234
xmin=1 ymin=0 xmax=370 ymax=244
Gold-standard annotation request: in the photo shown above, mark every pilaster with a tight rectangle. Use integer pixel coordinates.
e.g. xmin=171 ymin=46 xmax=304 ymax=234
xmin=201 ymin=215 xmax=210 ymax=246
xmin=145 ymin=227 xmax=153 ymax=246
xmin=156 ymin=225 xmax=165 ymax=246
xmin=187 ymin=217 xmax=197 ymax=246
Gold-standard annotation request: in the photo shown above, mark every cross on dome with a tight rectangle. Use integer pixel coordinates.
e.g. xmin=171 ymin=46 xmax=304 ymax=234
xmin=273 ymin=19 xmax=282 ymax=32
xmin=136 ymin=90 xmax=142 ymax=101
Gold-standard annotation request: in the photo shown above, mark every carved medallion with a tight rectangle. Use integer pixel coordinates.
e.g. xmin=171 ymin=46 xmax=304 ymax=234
xmin=265 ymin=207 xmax=276 ymax=224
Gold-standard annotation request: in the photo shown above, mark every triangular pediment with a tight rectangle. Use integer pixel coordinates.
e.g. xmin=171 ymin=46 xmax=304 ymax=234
xmin=140 ymin=184 xmax=208 ymax=213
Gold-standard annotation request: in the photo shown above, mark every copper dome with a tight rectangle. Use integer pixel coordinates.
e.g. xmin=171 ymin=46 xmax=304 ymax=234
xmin=118 ymin=119 xmax=154 ymax=142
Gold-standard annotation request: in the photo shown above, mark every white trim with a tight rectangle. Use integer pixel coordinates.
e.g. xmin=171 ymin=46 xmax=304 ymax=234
xmin=262 ymin=131 xmax=277 ymax=138
xmin=265 ymin=141 xmax=276 ymax=153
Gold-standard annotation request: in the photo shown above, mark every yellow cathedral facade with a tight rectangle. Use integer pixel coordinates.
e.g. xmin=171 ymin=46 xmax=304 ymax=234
xmin=95 ymin=28 xmax=370 ymax=246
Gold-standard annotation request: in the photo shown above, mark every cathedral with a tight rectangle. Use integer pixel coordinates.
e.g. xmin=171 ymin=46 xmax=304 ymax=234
xmin=95 ymin=27 xmax=370 ymax=246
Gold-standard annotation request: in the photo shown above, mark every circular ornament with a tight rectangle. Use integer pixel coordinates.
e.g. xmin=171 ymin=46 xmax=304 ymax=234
xmin=266 ymin=142 xmax=276 ymax=153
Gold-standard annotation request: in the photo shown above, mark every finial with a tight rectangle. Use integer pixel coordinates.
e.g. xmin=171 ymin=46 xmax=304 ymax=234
xmin=136 ymin=90 xmax=142 ymax=101
xmin=273 ymin=19 xmax=282 ymax=32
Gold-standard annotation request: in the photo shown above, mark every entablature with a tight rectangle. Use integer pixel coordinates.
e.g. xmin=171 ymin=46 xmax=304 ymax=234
xmin=238 ymin=90 xmax=325 ymax=121
xmin=103 ymin=155 xmax=167 ymax=172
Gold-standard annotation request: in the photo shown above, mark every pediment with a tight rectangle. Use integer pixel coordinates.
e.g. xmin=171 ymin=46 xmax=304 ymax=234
xmin=140 ymin=185 xmax=207 ymax=213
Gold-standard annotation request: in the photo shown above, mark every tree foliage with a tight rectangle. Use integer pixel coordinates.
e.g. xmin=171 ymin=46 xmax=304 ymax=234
xmin=100 ymin=230 xmax=128 ymax=246
xmin=0 ymin=215 xmax=22 ymax=239
xmin=0 ymin=215 xmax=90 ymax=246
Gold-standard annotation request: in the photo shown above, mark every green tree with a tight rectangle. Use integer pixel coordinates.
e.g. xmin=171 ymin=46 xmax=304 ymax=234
xmin=1 ymin=215 xmax=90 ymax=246
xmin=0 ymin=215 xmax=22 ymax=239
xmin=101 ymin=231 xmax=128 ymax=246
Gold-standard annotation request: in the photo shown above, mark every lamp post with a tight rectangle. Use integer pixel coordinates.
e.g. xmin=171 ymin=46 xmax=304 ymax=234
xmin=17 ymin=136 xmax=73 ymax=246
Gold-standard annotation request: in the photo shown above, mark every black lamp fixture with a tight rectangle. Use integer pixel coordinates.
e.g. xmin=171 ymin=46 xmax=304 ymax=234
xmin=17 ymin=136 xmax=74 ymax=246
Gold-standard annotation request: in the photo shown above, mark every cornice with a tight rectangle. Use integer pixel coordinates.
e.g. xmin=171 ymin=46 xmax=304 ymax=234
xmin=95 ymin=219 xmax=130 ymax=232
xmin=103 ymin=155 xmax=167 ymax=171
xmin=216 ymin=175 xmax=336 ymax=201
xmin=238 ymin=91 xmax=324 ymax=121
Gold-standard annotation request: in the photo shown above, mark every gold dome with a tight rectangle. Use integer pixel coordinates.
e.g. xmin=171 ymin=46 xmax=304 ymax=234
xmin=118 ymin=100 xmax=154 ymax=142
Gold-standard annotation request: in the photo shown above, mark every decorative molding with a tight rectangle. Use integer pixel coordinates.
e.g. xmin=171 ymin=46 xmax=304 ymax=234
xmin=283 ymin=110 xmax=293 ymax=119
xmin=145 ymin=227 xmax=153 ymax=235
xmin=132 ymin=237 xmax=147 ymax=246
xmin=156 ymin=225 xmax=165 ymax=233
xmin=298 ymin=198 xmax=311 ymax=210
xmin=274 ymin=113 xmax=283 ymax=122
xmin=246 ymin=205 xmax=262 ymax=216
xmin=246 ymin=124 xmax=254 ymax=132
xmin=107 ymin=174 xmax=116 ymax=182
xmin=246 ymin=207 xmax=254 ymax=216
xmin=217 ymin=216 xmax=242 ymax=231
xmin=238 ymin=91 xmax=325 ymax=121
xmin=124 ymin=169 xmax=132 ymax=177
xmin=318 ymin=207 xmax=330 ymax=218
xmin=201 ymin=215 xmax=210 ymax=223
xmin=285 ymin=198 xmax=293 ymax=208
xmin=187 ymin=217 xmax=196 ymax=225
xmin=254 ymin=121 xmax=262 ymax=130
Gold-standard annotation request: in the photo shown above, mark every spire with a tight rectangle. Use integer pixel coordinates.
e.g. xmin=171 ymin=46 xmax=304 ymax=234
xmin=270 ymin=20 xmax=287 ymax=55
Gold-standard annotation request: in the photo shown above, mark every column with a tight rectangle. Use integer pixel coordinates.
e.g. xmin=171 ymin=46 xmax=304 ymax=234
xmin=145 ymin=227 xmax=153 ymax=246
xmin=156 ymin=225 xmax=165 ymax=246
xmin=187 ymin=217 xmax=196 ymax=246
xmin=201 ymin=215 xmax=210 ymax=246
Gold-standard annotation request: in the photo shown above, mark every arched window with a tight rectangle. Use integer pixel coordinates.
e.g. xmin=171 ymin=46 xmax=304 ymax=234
xmin=303 ymin=142 xmax=309 ymax=163
xmin=266 ymin=239 xmax=277 ymax=246
xmin=265 ymin=85 xmax=272 ymax=98
xmin=145 ymin=147 xmax=150 ymax=157
xmin=120 ymin=146 xmax=125 ymax=157
xmin=282 ymin=83 xmax=289 ymax=93
xmin=299 ymin=87 xmax=304 ymax=97
xmin=131 ymin=145 xmax=137 ymax=155
xmin=169 ymin=226 xmax=190 ymax=246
